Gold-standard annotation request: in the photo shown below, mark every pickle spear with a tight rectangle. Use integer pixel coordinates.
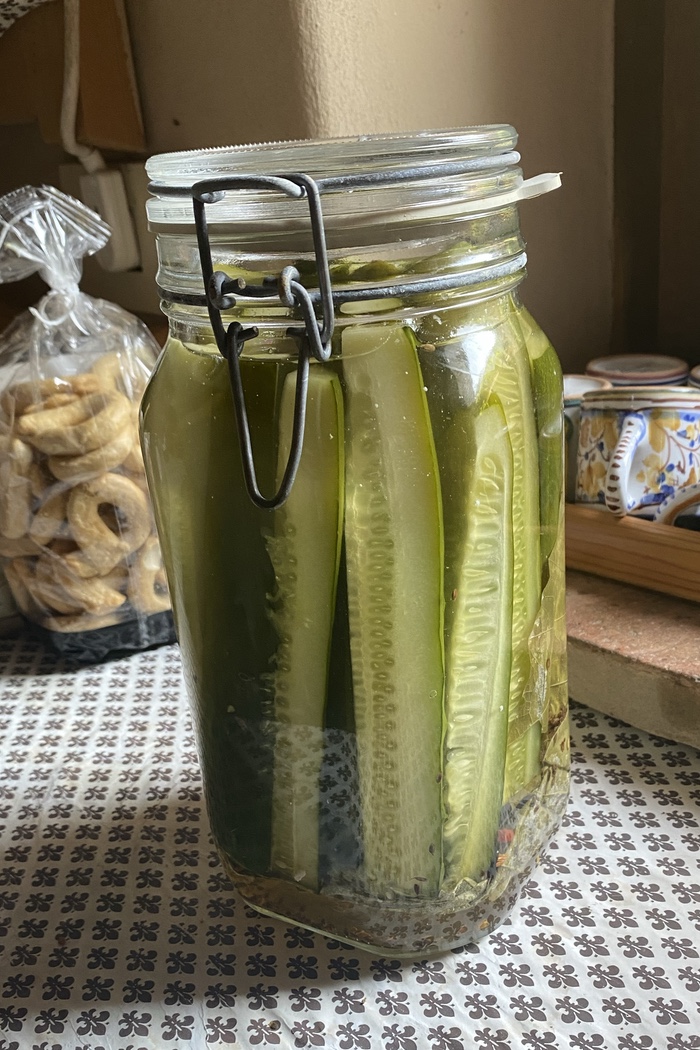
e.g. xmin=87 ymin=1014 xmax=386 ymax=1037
xmin=141 ymin=343 xmax=279 ymax=874
xmin=269 ymin=368 xmax=345 ymax=891
xmin=342 ymin=323 xmax=444 ymax=899
xmin=516 ymin=304 xmax=564 ymax=573
xmin=490 ymin=329 xmax=542 ymax=802
xmin=443 ymin=398 xmax=514 ymax=887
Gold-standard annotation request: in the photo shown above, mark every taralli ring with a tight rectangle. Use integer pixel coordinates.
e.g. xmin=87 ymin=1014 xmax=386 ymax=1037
xmin=0 ymin=536 xmax=41 ymax=558
xmin=48 ymin=425 xmax=133 ymax=482
xmin=17 ymin=390 xmax=132 ymax=455
xmin=68 ymin=374 xmax=105 ymax=397
xmin=3 ymin=438 xmax=34 ymax=475
xmin=24 ymin=392 xmax=78 ymax=415
xmin=28 ymin=460 xmax=54 ymax=500
xmin=0 ymin=439 xmax=33 ymax=540
xmin=101 ymin=564 xmax=129 ymax=593
xmin=6 ymin=555 xmax=82 ymax=618
xmin=124 ymin=472 xmax=150 ymax=496
xmin=67 ymin=472 xmax=151 ymax=575
xmin=50 ymin=556 xmax=127 ymax=615
xmin=29 ymin=490 xmax=70 ymax=546
xmin=123 ymin=422 xmax=145 ymax=474
xmin=1 ymin=377 xmax=74 ymax=418
xmin=4 ymin=558 xmax=36 ymax=616
xmin=32 ymin=557 xmax=83 ymax=615
xmin=1 ymin=374 xmax=102 ymax=417
xmin=93 ymin=352 xmax=147 ymax=399
xmin=128 ymin=536 xmax=170 ymax=614
xmin=92 ymin=353 xmax=123 ymax=390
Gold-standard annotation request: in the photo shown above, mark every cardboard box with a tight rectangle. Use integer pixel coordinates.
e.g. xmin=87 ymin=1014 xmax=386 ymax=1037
xmin=0 ymin=0 xmax=144 ymax=154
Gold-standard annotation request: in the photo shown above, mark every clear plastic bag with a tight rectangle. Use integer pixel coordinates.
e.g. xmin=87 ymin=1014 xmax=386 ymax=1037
xmin=0 ymin=185 xmax=174 ymax=662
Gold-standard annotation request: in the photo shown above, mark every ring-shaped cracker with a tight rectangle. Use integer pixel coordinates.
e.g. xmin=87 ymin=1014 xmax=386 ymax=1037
xmin=67 ymin=473 xmax=151 ymax=575
xmin=93 ymin=352 xmax=147 ymax=399
xmin=50 ymin=556 xmax=127 ymax=615
xmin=28 ymin=490 xmax=70 ymax=546
xmin=48 ymin=426 xmax=133 ymax=482
xmin=32 ymin=557 xmax=83 ymax=615
xmin=4 ymin=558 xmax=36 ymax=616
xmin=2 ymin=374 xmax=103 ymax=418
xmin=17 ymin=391 xmax=131 ymax=455
xmin=127 ymin=536 xmax=170 ymax=614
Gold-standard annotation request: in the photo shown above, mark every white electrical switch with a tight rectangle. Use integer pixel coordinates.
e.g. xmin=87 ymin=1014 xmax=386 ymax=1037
xmin=79 ymin=169 xmax=141 ymax=272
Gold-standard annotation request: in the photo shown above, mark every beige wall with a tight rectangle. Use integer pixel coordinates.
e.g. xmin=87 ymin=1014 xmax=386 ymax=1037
xmin=292 ymin=0 xmax=614 ymax=372
xmin=123 ymin=0 xmax=310 ymax=152
xmin=0 ymin=0 xmax=615 ymax=372
xmin=123 ymin=0 xmax=615 ymax=372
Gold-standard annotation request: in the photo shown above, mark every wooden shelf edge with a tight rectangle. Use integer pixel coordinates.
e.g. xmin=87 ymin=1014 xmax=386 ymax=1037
xmin=568 ymin=637 xmax=700 ymax=749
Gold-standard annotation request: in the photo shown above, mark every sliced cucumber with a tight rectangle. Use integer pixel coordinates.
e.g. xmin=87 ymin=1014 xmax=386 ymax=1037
xmin=269 ymin=368 xmax=345 ymax=890
xmin=517 ymin=305 xmax=564 ymax=573
xmin=443 ymin=398 xmax=513 ymax=888
xmin=319 ymin=543 xmax=363 ymax=885
xmin=536 ymin=522 xmax=568 ymax=740
xmin=516 ymin=305 xmax=567 ymax=756
xmin=490 ymin=330 xmax=542 ymax=802
xmin=342 ymin=322 xmax=444 ymax=899
xmin=141 ymin=344 xmax=280 ymax=875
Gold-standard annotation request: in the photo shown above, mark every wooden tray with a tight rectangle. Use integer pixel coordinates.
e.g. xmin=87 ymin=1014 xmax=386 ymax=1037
xmin=565 ymin=504 xmax=700 ymax=603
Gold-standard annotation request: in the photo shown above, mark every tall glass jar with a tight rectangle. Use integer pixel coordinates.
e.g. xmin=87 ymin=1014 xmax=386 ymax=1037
xmin=142 ymin=128 xmax=570 ymax=956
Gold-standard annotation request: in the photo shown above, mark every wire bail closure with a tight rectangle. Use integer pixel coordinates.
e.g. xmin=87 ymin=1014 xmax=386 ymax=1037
xmin=150 ymin=158 xmax=559 ymax=509
xmin=191 ymin=173 xmax=335 ymax=510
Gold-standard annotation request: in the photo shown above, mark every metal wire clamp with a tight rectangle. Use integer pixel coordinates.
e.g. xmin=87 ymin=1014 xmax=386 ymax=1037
xmin=186 ymin=174 xmax=335 ymax=510
xmin=150 ymin=153 xmax=537 ymax=508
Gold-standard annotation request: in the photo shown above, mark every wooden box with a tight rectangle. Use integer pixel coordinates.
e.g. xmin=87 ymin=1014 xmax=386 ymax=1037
xmin=565 ymin=504 xmax=700 ymax=603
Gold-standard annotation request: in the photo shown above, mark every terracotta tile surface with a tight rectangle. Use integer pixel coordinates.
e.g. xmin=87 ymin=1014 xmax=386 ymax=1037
xmin=567 ymin=569 xmax=700 ymax=681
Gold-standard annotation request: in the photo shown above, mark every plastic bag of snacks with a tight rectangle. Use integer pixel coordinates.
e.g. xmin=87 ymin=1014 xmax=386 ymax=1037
xmin=0 ymin=185 xmax=174 ymax=662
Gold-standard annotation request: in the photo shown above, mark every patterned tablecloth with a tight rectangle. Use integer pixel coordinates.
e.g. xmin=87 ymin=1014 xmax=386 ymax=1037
xmin=0 ymin=1 xmax=53 ymax=38
xmin=0 ymin=635 xmax=699 ymax=1050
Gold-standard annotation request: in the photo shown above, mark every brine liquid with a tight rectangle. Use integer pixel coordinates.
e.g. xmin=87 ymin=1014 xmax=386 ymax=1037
xmin=141 ymin=301 xmax=569 ymax=956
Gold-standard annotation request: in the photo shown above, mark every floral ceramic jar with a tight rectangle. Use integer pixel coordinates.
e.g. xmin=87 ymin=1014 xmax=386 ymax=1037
xmin=577 ymin=387 xmax=700 ymax=514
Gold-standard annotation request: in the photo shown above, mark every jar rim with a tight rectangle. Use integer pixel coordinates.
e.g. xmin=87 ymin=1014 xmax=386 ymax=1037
xmin=146 ymin=125 xmax=526 ymax=227
xmin=146 ymin=125 xmax=518 ymax=186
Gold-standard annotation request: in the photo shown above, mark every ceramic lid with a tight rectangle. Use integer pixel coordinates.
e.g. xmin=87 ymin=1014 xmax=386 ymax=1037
xmin=585 ymin=354 xmax=689 ymax=385
xmin=581 ymin=385 xmax=700 ymax=411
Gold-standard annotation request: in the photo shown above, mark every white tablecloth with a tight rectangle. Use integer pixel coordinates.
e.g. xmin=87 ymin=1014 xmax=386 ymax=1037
xmin=0 ymin=634 xmax=698 ymax=1050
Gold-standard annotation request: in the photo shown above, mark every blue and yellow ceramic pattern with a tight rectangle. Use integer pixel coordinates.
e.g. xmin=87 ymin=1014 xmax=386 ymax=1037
xmin=576 ymin=388 xmax=700 ymax=516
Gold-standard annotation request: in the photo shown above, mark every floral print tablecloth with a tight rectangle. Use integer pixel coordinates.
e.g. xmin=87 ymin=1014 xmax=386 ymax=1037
xmin=0 ymin=635 xmax=699 ymax=1050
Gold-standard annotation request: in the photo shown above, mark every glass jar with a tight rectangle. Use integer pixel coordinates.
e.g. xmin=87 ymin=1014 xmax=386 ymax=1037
xmin=142 ymin=127 xmax=570 ymax=956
